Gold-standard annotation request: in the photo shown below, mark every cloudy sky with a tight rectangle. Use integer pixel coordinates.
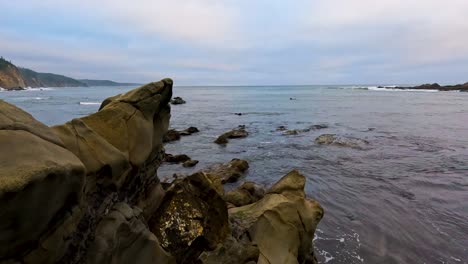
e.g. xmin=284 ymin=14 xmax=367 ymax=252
xmin=1 ymin=0 xmax=468 ymax=85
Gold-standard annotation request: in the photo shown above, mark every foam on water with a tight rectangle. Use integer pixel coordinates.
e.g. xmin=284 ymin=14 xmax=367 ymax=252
xmin=79 ymin=102 xmax=101 ymax=105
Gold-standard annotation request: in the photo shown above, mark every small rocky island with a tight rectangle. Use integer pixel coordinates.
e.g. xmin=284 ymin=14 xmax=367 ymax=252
xmin=388 ymin=82 xmax=468 ymax=91
xmin=0 ymin=78 xmax=324 ymax=264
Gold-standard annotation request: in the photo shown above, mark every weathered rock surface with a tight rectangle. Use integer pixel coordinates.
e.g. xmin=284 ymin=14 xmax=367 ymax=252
xmin=315 ymin=133 xmax=369 ymax=149
xmin=214 ymin=126 xmax=248 ymax=144
xmin=149 ymin=172 xmax=230 ymax=263
xmin=86 ymin=203 xmax=175 ymax=264
xmin=224 ymin=181 xmax=265 ymax=207
xmin=201 ymin=170 xmax=324 ymax=264
xmin=203 ymin=159 xmax=250 ymax=186
xmin=0 ymin=79 xmax=173 ymax=263
xmin=230 ymin=171 xmax=323 ymax=264
xmin=170 ymin=96 xmax=186 ymax=105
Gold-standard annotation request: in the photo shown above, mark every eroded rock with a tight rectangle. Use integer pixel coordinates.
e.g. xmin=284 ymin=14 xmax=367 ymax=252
xmin=229 ymin=170 xmax=324 ymax=264
xmin=149 ymin=172 xmax=229 ymax=263
xmin=224 ymin=181 xmax=265 ymax=207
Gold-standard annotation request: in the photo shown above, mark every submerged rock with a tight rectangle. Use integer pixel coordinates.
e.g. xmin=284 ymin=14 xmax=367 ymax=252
xmin=149 ymin=172 xmax=229 ymax=263
xmin=214 ymin=127 xmax=249 ymax=144
xmin=180 ymin=126 xmax=199 ymax=135
xmin=315 ymin=133 xmax=369 ymax=149
xmin=170 ymin=96 xmax=186 ymax=105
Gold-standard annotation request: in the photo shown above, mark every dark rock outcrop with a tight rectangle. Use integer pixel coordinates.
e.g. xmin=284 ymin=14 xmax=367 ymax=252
xmin=183 ymin=159 xmax=199 ymax=167
xmin=163 ymin=127 xmax=199 ymax=143
xmin=214 ymin=126 xmax=249 ymax=144
xmin=395 ymin=82 xmax=468 ymax=91
xmin=170 ymin=96 xmax=186 ymax=105
xmin=164 ymin=153 xmax=191 ymax=163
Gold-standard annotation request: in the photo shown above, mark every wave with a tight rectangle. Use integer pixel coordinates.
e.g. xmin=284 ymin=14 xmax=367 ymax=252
xmin=367 ymin=87 xmax=439 ymax=92
xmin=79 ymin=102 xmax=101 ymax=105
xmin=27 ymin=87 xmax=55 ymax=91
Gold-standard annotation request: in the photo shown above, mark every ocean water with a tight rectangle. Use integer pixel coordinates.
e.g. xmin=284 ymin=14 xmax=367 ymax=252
xmin=1 ymin=85 xmax=468 ymax=263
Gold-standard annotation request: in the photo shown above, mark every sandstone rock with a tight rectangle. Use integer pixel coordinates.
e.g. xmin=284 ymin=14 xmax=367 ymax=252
xmin=149 ymin=172 xmax=229 ymax=263
xmin=170 ymin=96 xmax=186 ymax=105
xmin=214 ymin=127 xmax=248 ymax=144
xmin=224 ymin=182 xmax=265 ymax=207
xmin=315 ymin=134 xmax=369 ymax=149
xmin=229 ymin=170 xmax=324 ymax=264
xmin=86 ymin=203 xmax=175 ymax=264
xmin=203 ymin=159 xmax=249 ymax=185
xmin=0 ymin=101 xmax=86 ymax=260
xmin=183 ymin=159 xmax=199 ymax=167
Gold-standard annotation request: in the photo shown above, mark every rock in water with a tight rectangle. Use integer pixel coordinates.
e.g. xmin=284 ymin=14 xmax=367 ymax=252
xmin=164 ymin=129 xmax=181 ymax=142
xmin=203 ymin=158 xmax=250 ymax=187
xmin=183 ymin=159 xmax=199 ymax=167
xmin=315 ymin=133 xmax=369 ymax=149
xmin=224 ymin=181 xmax=265 ymax=207
xmin=149 ymin=172 xmax=230 ymax=263
xmin=170 ymin=96 xmax=186 ymax=105
xmin=228 ymin=170 xmax=324 ymax=264
xmin=214 ymin=127 xmax=249 ymax=144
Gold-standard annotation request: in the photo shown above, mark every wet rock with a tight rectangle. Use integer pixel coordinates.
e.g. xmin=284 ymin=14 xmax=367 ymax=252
xmin=214 ymin=127 xmax=248 ymax=144
xmin=86 ymin=203 xmax=175 ymax=264
xmin=164 ymin=127 xmax=199 ymax=141
xmin=203 ymin=159 xmax=250 ymax=185
xmin=229 ymin=170 xmax=324 ymax=264
xmin=170 ymin=96 xmax=186 ymax=105
xmin=164 ymin=153 xmax=191 ymax=163
xmin=310 ymin=124 xmax=328 ymax=130
xmin=180 ymin=126 xmax=199 ymax=135
xmin=315 ymin=134 xmax=369 ymax=149
xmin=149 ymin=172 xmax=229 ymax=263
xmin=183 ymin=159 xmax=199 ymax=167
xmin=284 ymin=129 xmax=299 ymax=135
xmin=234 ymin=112 xmax=243 ymax=116
xmin=224 ymin=181 xmax=265 ymax=207
xmin=163 ymin=129 xmax=181 ymax=142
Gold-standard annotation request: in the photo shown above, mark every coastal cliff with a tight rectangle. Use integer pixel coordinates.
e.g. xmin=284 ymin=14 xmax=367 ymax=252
xmin=0 ymin=57 xmax=26 ymax=90
xmin=0 ymin=78 xmax=323 ymax=264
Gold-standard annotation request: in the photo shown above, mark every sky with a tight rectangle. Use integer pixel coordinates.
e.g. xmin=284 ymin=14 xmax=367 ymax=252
xmin=1 ymin=0 xmax=468 ymax=85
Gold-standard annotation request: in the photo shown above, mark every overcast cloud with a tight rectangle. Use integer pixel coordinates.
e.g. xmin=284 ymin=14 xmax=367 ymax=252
xmin=1 ymin=0 xmax=467 ymax=85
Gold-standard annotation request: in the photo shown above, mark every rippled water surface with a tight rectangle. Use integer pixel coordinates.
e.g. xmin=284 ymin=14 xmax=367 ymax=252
xmin=1 ymin=85 xmax=467 ymax=263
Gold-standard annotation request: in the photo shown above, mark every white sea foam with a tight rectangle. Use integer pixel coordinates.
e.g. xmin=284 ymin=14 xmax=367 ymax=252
xmin=79 ymin=102 xmax=101 ymax=105
xmin=367 ymin=87 xmax=439 ymax=92
xmin=24 ymin=87 xmax=55 ymax=91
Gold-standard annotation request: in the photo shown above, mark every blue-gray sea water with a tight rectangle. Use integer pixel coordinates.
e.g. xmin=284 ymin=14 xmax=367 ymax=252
xmin=1 ymin=85 xmax=467 ymax=263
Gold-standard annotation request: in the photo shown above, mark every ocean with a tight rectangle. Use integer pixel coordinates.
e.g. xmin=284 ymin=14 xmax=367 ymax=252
xmin=1 ymin=85 xmax=467 ymax=263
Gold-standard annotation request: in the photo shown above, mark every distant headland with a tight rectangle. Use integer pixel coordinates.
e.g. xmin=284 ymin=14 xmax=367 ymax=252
xmin=0 ymin=57 xmax=140 ymax=90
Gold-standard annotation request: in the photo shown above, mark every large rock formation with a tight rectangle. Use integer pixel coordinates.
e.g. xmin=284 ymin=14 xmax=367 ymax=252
xmin=0 ymin=77 xmax=324 ymax=264
xmin=0 ymin=57 xmax=26 ymax=89
xmin=0 ymin=78 xmax=173 ymax=263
